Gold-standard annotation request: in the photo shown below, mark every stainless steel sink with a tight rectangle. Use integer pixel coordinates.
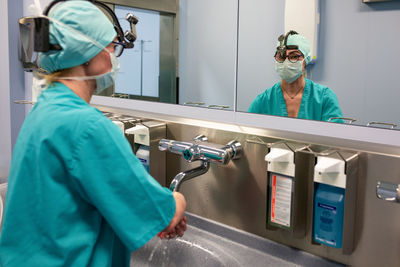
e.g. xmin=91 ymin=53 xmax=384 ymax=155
xmin=130 ymin=213 xmax=344 ymax=267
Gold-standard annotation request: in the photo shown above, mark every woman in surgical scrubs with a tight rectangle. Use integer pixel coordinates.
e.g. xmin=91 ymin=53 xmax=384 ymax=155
xmin=248 ymin=31 xmax=343 ymax=122
xmin=0 ymin=1 xmax=186 ymax=266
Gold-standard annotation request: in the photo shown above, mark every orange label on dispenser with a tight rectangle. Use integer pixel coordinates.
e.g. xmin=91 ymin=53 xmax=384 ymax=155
xmin=271 ymin=175 xmax=277 ymax=220
xmin=270 ymin=174 xmax=292 ymax=227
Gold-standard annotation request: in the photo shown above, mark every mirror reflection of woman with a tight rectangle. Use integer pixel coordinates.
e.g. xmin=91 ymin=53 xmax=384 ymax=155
xmin=248 ymin=31 xmax=343 ymax=123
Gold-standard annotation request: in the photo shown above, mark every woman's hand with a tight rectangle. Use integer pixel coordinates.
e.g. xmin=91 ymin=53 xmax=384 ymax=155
xmin=157 ymin=216 xmax=187 ymax=239
xmin=157 ymin=191 xmax=187 ymax=239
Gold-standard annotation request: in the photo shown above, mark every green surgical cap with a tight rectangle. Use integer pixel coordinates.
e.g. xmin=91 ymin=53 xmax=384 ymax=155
xmin=39 ymin=1 xmax=116 ymax=73
xmin=286 ymin=34 xmax=312 ymax=65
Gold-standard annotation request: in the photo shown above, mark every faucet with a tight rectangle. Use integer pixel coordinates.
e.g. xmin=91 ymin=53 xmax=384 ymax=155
xmin=159 ymin=137 xmax=242 ymax=191
xmin=169 ymin=161 xmax=210 ymax=191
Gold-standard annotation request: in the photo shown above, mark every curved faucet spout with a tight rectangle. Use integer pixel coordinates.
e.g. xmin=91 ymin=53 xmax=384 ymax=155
xmin=169 ymin=161 xmax=210 ymax=191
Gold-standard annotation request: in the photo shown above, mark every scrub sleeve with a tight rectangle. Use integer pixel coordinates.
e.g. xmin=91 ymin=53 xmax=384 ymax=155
xmin=70 ymin=116 xmax=176 ymax=251
xmin=0 ymin=83 xmax=175 ymax=267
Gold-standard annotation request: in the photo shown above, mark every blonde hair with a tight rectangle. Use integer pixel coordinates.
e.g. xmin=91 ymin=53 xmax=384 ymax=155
xmin=40 ymin=68 xmax=74 ymax=84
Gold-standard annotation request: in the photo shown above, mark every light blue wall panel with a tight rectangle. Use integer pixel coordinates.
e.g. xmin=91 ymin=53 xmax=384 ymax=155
xmin=237 ymin=0 xmax=285 ymax=113
xmin=178 ymin=0 xmax=237 ymax=109
xmin=0 ymin=0 xmax=11 ymax=180
xmin=9 ymin=0 xmax=26 ymax=149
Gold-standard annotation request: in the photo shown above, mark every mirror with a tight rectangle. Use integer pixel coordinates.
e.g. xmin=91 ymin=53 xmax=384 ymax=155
xmin=98 ymin=0 xmax=178 ymax=104
xmin=237 ymin=0 xmax=400 ymax=128
xmin=99 ymin=0 xmax=400 ymax=129
xmin=98 ymin=0 xmax=238 ymax=110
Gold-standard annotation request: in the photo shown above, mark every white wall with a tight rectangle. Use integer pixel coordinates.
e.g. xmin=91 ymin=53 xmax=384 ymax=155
xmin=0 ymin=0 xmax=11 ymax=181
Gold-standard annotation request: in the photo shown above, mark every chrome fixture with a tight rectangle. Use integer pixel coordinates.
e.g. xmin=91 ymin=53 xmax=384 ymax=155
xmin=376 ymin=181 xmax=400 ymax=203
xmin=207 ymin=104 xmax=230 ymax=109
xmin=169 ymin=161 xmax=210 ymax=192
xmin=193 ymin=134 xmax=208 ymax=142
xmin=159 ymin=140 xmax=194 ymax=156
xmin=14 ymin=100 xmax=35 ymax=105
xmin=328 ymin=117 xmax=357 ymax=124
xmin=159 ymin=138 xmax=242 ymax=165
xmin=159 ymin=136 xmax=242 ymax=191
xmin=366 ymin=121 xmax=397 ymax=129
xmin=183 ymin=101 xmax=205 ymax=106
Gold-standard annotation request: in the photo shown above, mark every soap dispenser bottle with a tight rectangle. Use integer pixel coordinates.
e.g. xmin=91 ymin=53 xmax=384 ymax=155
xmin=313 ymin=183 xmax=345 ymax=248
xmin=125 ymin=124 xmax=150 ymax=172
xmin=313 ymin=155 xmax=347 ymax=249
xmin=136 ymin=145 xmax=150 ymax=172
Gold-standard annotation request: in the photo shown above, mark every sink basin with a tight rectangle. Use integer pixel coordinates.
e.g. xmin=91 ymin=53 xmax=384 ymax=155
xmin=131 ymin=230 xmax=243 ymax=267
xmin=130 ymin=213 xmax=344 ymax=267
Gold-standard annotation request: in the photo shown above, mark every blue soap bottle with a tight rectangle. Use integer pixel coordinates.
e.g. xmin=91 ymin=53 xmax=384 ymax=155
xmin=313 ymin=183 xmax=345 ymax=248
xmin=136 ymin=145 xmax=150 ymax=173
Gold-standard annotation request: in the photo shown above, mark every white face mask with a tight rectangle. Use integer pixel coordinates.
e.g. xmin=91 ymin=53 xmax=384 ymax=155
xmin=94 ymin=52 xmax=120 ymax=94
xmin=275 ymin=59 xmax=303 ymax=84
xmin=53 ymin=50 xmax=120 ymax=94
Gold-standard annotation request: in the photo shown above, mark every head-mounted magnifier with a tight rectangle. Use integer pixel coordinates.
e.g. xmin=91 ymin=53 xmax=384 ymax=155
xmin=18 ymin=0 xmax=138 ymax=72
xmin=275 ymin=30 xmax=299 ymax=61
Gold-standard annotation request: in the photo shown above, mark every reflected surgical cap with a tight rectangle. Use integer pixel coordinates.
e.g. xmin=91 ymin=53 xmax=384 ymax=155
xmin=286 ymin=34 xmax=312 ymax=65
xmin=39 ymin=1 xmax=116 ymax=73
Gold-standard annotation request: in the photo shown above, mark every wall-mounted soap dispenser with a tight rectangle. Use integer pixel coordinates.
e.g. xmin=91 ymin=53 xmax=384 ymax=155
xmin=125 ymin=121 xmax=167 ymax=186
xmin=126 ymin=124 xmax=150 ymax=172
xmin=312 ymin=150 xmax=358 ymax=255
xmin=103 ymin=112 xmax=142 ymax=151
xmin=265 ymin=142 xmax=311 ymax=238
xmin=102 ymin=112 xmax=126 ymax=132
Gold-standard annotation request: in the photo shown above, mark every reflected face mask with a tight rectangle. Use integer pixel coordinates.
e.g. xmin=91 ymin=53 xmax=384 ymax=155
xmin=275 ymin=59 xmax=303 ymax=84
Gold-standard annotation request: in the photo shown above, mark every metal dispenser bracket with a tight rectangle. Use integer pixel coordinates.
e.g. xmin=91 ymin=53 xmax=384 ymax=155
xmin=265 ymin=142 xmax=310 ymax=238
xmin=125 ymin=120 xmax=167 ymax=186
xmin=308 ymin=148 xmax=359 ymax=255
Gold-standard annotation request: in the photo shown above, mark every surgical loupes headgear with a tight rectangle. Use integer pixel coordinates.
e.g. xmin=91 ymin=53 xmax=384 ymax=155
xmin=275 ymin=30 xmax=300 ymax=62
xmin=275 ymin=30 xmax=312 ymax=65
xmin=42 ymin=0 xmax=138 ymax=49
xmin=18 ymin=0 xmax=139 ymax=73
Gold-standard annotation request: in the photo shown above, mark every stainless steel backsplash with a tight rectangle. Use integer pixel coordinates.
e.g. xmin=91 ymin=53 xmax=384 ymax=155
xmin=164 ymin=122 xmax=400 ymax=267
xmin=98 ymin=106 xmax=400 ymax=266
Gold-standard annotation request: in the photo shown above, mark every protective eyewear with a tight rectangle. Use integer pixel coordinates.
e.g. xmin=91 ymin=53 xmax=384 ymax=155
xmin=112 ymin=41 xmax=126 ymax=57
xmin=274 ymin=51 xmax=304 ymax=63
xmin=275 ymin=30 xmax=300 ymax=63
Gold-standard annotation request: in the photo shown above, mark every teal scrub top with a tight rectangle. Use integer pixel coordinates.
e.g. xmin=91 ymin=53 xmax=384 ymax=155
xmin=0 ymin=83 xmax=175 ymax=267
xmin=247 ymin=79 xmax=343 ymax=123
